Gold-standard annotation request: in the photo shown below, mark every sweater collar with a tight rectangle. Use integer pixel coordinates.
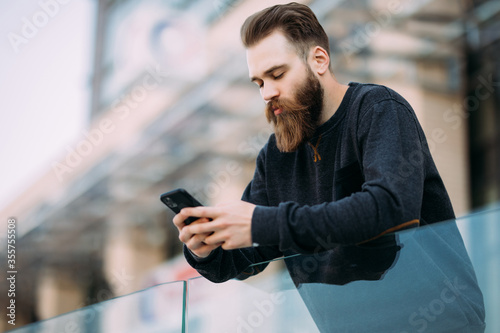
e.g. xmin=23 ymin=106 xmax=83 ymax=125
xmin=310 ymin=82 xmax=356 ymax=139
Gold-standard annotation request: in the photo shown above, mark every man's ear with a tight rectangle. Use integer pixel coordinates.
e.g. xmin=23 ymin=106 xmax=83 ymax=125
xmin=310 ymin=46 xmax=330 ymax=75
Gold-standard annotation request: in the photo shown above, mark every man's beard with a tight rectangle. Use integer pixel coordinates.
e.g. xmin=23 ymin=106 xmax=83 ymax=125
xmin=265 ymin=67 xmax=324 ymax=152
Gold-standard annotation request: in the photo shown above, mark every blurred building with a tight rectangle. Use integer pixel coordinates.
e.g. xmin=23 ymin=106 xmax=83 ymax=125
xmin=1 ymin=0 xmax=499 ymax=330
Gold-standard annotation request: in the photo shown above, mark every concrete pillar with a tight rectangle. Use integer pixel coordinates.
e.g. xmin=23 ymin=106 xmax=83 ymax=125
xmin=103 ymin=206 xmax=166 ymax=297
xmin=36 ymin=268 xmax=86 ymax=320
xmin=419 ymin=89 xmax=470 ymax=216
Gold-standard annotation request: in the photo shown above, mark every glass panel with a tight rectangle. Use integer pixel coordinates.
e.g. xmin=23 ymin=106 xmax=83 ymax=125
xmin=7 ymin=205 xmax=498 ymax=333
xmin=293 ymin=218 xmax=487 ymax=332
xmin=6 ymin=280 xmax=186 ymax=333
xmin=186 ymin=205 xmax=499 ymax=333
xmin=187 ymin=259 xmax=319 ymax=332
xmin=456 ymin=205 xmax=500 ymax=333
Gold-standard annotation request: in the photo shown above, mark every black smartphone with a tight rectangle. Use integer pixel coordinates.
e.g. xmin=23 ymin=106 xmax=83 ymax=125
xmin=160 ymin=188 xmax=204 ymax=225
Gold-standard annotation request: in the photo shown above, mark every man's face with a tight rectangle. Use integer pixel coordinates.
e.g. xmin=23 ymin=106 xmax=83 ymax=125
xmin=247 ymin=31 xmax=324 ymax=152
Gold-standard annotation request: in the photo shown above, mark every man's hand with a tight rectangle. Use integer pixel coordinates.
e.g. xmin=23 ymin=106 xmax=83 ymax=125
xmin=173 ymin=201 xmax=256 ymax=256
xmin=172 ymin=215 xmax=218 ymax=258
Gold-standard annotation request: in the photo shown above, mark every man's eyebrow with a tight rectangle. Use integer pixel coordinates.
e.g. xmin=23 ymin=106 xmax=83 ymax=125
xmin=250 ymin=64 xmax=289 ymax=82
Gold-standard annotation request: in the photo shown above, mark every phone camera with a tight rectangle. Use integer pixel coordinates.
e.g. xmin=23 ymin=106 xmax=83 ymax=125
xmin=165 ymin=197 xmax=177 ymax=208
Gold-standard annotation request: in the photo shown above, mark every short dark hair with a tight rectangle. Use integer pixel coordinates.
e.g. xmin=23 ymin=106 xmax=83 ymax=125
xmin=240 ymin=2 xmax=330 ymax=62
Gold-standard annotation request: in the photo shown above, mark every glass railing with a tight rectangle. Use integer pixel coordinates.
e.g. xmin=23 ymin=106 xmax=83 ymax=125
xmin=6 ymin=280 xmax=186 ymax=333
xmin=6 ymin=204 xmax=499 ymax=333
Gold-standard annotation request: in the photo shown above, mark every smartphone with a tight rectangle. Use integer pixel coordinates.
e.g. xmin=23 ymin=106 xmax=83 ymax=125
xmin=160 ymin=188 xmax=204 ymax=225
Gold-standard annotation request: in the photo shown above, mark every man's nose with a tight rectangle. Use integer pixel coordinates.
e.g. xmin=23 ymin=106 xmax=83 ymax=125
xmin=261 ymin=82 xmax=280 ymax=102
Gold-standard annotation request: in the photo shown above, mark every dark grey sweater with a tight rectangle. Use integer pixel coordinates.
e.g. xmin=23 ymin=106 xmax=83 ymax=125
xmin=184 ymin=82 xmax=455 ymax=284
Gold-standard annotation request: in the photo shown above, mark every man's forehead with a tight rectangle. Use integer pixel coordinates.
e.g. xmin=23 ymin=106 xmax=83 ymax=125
xmin=246 ymin=32 xmax=298 ymax=78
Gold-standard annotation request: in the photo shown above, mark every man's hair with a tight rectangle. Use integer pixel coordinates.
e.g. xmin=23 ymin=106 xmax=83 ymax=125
xmin=240 ymin=2 xmax=330 ymax=63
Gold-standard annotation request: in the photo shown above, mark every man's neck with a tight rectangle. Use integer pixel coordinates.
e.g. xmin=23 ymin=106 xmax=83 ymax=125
xmin=319 ymin=77 xmax=349 ymax=125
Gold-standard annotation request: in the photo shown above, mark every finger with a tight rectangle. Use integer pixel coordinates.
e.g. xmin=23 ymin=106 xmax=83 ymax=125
xmin=189 ymin=218 xmax=211 ymax=225
xmin=179 ymin=225 xmax=199 ymax=243
xmin=204 ymin=231 xmax=227 ymax=246
xmin=180 ymin=206 xmax=220 ymax=219
xmin=173 ymin=213 xmax=209 ymax=231
xmin=178 ymin=218 xmax=213 ymax=243
xmin=186 ymin=232 xmax=211 ymax=249
xmin=179 ymin=221 xmax=215 ymax=242
xmin=185 ymin=231 xmax=221 ymax=257
xmin=186 ymin=220 xmax=221 ymax=235
xmin=172 ymin=213 xmax=188 ymax=229
xmin=173 ymin=208 xmax=201 ymax=227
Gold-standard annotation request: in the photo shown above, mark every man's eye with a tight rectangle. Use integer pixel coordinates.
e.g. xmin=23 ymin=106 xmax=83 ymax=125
xmin=274 ymin=73 xmax=284 ymax=80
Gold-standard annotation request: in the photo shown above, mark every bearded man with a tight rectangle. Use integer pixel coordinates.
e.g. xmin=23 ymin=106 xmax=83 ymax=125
xmin=172 ymin=3 xmax=485 ymax=331
xmin=174 ymin=0 xmax=454 ymax=268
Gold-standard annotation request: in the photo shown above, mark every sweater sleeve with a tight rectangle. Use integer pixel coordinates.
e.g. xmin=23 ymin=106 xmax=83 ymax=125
xmin=184 ymin=147 xmax=283 ymax=283
xmin=251 ymin=98 xmax=426 ymax=252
